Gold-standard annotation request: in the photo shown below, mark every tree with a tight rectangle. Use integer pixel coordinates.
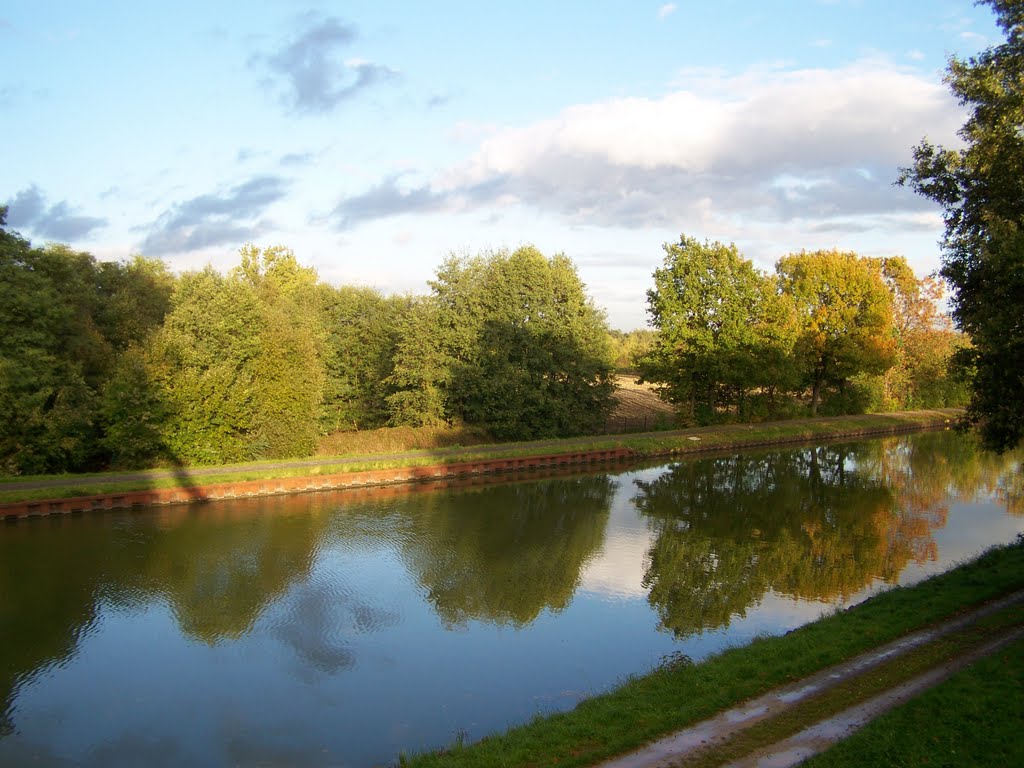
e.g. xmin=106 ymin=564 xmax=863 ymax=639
xmin=899 ymin=0 xmax=1024 ymax=451
xmin=148 ymin=245 xmax=325 ymax=464
xmin=638 ymin=236 xmax=797 ymax=423
xmin=320 ymin=285 xmax=403 ymax=432
xmin=776 ymin=250 xmax=897 ymax=416
xmin=878 ymin=257 xmax=969 ymax=410
xmin=388 ymin=246 xmax=615 ymax=440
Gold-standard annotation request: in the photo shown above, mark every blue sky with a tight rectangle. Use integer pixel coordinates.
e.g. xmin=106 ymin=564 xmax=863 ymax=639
xmin=1 ymin=1 xmax=1001 ymax=329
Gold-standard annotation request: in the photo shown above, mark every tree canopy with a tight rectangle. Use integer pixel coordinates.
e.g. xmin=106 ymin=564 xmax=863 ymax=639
xmin=899 ymin=0 xmax=1024 ymax=451
xmin=387 ymin=246 xmax=615 ymax=440
xmin=637 ymin=236 xmax=947 ymax=424
xmin=0 ymin=220 xmax=617 ymax=473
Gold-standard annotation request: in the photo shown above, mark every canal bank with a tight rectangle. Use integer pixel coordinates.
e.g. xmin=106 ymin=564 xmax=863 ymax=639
xmin=0 ymin=409 xmax=962 ymax=519
xmin=400 ymin=540 xmax=1024 ymax=768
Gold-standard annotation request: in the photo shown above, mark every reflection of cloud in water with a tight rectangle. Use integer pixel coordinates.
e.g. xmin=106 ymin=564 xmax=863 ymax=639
xmin=272 ymin=580 xmax=399 ymax=678
xmin=579 ymin=528 xmax=654 ymax=599
xmin=579 ymin=479 xmax=657 ymax=600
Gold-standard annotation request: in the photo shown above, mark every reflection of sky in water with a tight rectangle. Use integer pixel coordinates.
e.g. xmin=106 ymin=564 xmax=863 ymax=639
xmin=1 ymin=434 xmax=1022 ymax=768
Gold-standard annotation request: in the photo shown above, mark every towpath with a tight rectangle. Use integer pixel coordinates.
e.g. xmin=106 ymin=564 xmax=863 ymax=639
xmin=595 ymin=590 xmax=1024 ymax=768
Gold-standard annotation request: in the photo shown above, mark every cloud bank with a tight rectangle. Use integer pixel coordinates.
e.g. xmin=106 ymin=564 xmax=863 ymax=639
xmin=332 ymin=60 xmax=961 ymax=236
xmin=140 ymin=175 xmax=289 ymax=255
xmin=4 ymin=186 xmax=107 ymax=240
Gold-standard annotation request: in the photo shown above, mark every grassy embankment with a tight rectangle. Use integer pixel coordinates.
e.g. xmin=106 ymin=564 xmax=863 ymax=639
xmin=804 ymin=636 xmax=1023 ymax=768
xmin=400 ymin=540 xmax=1024 ymax=767
xmin=0 ymin=409 xmax=961 ymax=504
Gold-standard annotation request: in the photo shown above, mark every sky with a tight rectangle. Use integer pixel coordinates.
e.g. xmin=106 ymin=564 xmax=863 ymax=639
xmin=0 ymin=1 xmax=1002 ymax=330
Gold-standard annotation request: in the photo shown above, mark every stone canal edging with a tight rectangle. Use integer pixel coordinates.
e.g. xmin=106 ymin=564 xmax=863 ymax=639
xmin=1 ymin=448 xmax=636 ymax=520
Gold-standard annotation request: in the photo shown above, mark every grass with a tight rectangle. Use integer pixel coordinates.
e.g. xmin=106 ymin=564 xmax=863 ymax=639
xmin=0 ymin=410 xmax=962 ymax=505
xmin=316 ymin=424 xmax=494 ymax=456
xmin=679 ymin=604 xmax=1023 ymax=768
xmin=399 ymin=539 xmax=1024 ymax=767
xmin=804 ymin=637 xmax=1024 ymax=768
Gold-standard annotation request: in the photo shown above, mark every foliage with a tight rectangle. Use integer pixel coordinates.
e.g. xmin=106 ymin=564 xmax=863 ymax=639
xmin=388 ymin=247 xmax=616 ymax=440
xmin=606 ymin=328 xmax=655 ymax=372
xmin=150 ymin=246 xmax=325 ymax=464
xmin=0 ymin=209 xmax=173 ymax=473
xmin=637 ymin=236 xmax=797 ymax=425
xmin=319 ymin=285 xmax=404 ymax=432
xmin=777 ymin=250 xmax=897 ymax=416
xmin=899 ymin=0 xmax=1024 ymax=451
xmin=638 ymin=237 xmax=964 ymax=423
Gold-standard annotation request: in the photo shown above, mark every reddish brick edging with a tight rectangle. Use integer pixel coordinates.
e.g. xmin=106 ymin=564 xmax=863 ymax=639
xmin=0 ymin=447 xmax=636 ymax=521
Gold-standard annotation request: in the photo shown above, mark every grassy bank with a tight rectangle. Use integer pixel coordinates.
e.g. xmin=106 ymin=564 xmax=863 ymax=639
xmin=400 ymin=539 xmax=1024 ymax=767
xmin=805 ymin=635 xmax=1024 ymax=768
xmin=0 ymin=410 xmax=960 ymax=505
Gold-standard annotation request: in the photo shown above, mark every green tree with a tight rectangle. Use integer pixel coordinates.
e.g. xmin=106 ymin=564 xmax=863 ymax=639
xmin=388 ymin=246 xmax=615 ymax=440
xmin=385 ymin=296 xmax=452 ymax=427
xmin=638 ymin=236 xmax=797 ymax=424
xmin=236 ymin=245 xmax=326 ymax=458
xmin=606 ymin=328 xmax=655 ymax=372
xmin=776 ymin=250 xmax=897 ymax=416
xmin=320 ymin=285 xmax=403 ymax=431
xmin=899 ymin=0 xmax=1024 ymax=451
xmin=149 ymin=246 xmax=326 ymax=464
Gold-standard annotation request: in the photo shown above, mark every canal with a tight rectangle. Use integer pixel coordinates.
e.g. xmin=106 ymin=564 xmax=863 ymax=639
xmin=1 ymin=430 xmax=1021 ymax=767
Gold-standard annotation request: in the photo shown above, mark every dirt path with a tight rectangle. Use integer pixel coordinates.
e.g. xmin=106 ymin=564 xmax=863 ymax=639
xmin=595 ymin=590 xmax=1024 ymax=768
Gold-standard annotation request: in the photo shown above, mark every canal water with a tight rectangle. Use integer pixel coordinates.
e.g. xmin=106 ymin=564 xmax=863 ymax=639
xmin=1 ymin=431 xmax=1021 ymax=767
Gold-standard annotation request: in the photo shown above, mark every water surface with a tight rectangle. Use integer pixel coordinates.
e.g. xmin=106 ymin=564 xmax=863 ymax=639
xmin=1 ymin=431 xmax=1021 ymax=767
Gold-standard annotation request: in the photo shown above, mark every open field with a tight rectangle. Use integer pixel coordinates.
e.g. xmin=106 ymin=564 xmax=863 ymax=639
xmin=606 ymin=375 xmax=677 ymax=432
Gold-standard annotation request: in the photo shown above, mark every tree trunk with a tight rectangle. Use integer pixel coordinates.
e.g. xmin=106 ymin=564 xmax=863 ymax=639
xmin=810 ymin=378 xmax=821 ymax=417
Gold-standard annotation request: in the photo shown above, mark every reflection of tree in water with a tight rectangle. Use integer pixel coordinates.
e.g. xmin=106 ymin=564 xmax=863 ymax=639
xmin=0 ymin=499 xmax=329 ymax=734
xmin=0 ymin=519 xmax=115 ymax=736
xmin=398 ymin=475 xmax=615 ymax=627
xmin=633 ymin=433 xmax=1021 ymax=639
xmin=133 ymin=505 xmax=326 ymax=643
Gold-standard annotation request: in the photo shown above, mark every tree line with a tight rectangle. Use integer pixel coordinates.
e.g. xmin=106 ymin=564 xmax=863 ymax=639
xmin=1 ymin=213 xmax=614 ymax=473
xmin=1 ymin=199 xmax=967 ymax=476
xmin=635 ymin=236 xmax=967 ymax=424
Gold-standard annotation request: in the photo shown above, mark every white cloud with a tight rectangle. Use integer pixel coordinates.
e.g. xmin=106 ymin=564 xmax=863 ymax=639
xmin=330 ymin=57 xmax=961 ymax=311
xmin=657 ymin=4 xmax=677 ymax=20
xmin=338 ymin=59 xmax=959 ymax=227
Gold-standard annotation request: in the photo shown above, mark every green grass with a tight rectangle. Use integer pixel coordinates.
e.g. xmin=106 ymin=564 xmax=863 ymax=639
xmin=399 ymin=539 xmax=1024 ymax=767
xmin=679 ymin=604 xmax=1023 ymax=768
xmin=0 ymin=410 xmax=961 ymax=505
xmin=804 ymin=637 xmax=1024 ymax=768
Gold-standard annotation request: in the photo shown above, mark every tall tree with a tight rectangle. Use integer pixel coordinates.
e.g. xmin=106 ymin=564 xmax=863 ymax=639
xmin=899 ymin=0 xmax=1024 ymax=451
xmin=148 ymin=245 xmax=325 ymax=464
xmin=638 ymin=236 xmax=796 ymax=423
xmin=319 ymin=285 xmax=403 ymax=432
xmin=0 ymin=211 xmax=173 ymax=473
xmin=776 ymin=250 xmax=897 ymax=416
xmin=878 ymin=257 xmax=968 ymax=410
xmin=388 ymin=247 xmax=615 ymax=439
